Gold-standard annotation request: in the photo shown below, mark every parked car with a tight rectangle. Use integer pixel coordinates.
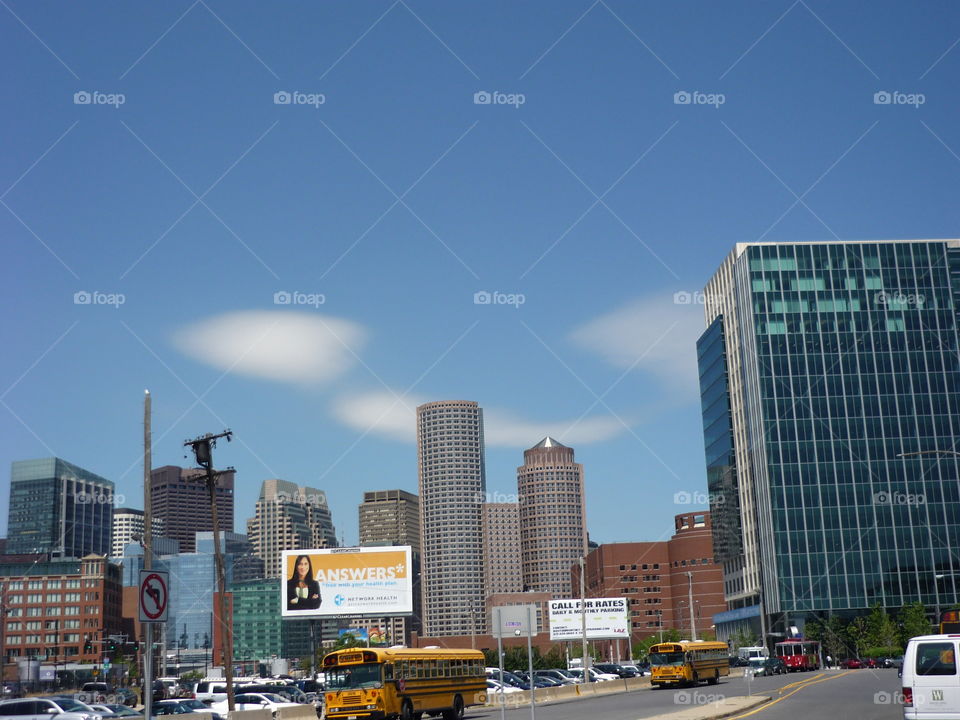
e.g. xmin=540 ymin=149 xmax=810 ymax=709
xmin=754 ymin=657 xmax=788 ymax=676
xmin=0 ymin=696 xmax=103 ymax=720
xmin=485 ymin=679 xmax=522 ymax=695
xmin=593 ymin=663 xmax=636 ymax=678
xmin=235 ymin=684 xmax=308 ymax=704
xmin=840 ymin=658 xmax=863 ymax=669
xmin=191 ymin=681 xmax=228 ymax=706
xmin=210 ymin=693 xmax=299 ymax=717
xmin=620 ymin=664 xmax=649 ymax=677
xmin=729 ymin=656 xmax=750 ymax=667
xmin=87 ymin=704 xmax=141 ymax=718
xmin=532 ymin=670 xmax=578 ymax=685
xmin=566 ymin=668 xmax=619 ymax=682
xmin=152 ymin=700 xmax=224 ymax=720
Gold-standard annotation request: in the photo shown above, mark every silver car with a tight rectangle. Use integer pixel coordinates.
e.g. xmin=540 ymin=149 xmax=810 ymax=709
xmin=0 ymin=697 xmax=103 ymax=720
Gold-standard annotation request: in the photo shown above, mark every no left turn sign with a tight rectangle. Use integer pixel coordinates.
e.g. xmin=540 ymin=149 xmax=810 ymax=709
xmin=139 ymin=570 xmax=169 ymax=623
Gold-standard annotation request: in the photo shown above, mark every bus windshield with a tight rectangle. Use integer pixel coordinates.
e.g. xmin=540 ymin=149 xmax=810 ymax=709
xmin=326 ymin=663 xmax=383 ymax=689
xmin=650 ymin=652 xmax=685 ymax=666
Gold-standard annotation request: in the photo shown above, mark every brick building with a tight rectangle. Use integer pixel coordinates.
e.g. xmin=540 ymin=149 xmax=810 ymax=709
xmin=578 ymin=512 xmax=725 ymax=644
xmin=0 ymin=555 xmax=123 ymax=669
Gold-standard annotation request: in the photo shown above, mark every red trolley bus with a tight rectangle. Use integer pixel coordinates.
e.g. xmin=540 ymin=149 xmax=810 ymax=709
xmin=774 ymin=640 xmax=820 ymax=671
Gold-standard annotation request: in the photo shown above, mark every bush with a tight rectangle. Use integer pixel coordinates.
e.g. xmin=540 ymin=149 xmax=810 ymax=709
xmin=862 ymin=646 xmax=901 ymax=659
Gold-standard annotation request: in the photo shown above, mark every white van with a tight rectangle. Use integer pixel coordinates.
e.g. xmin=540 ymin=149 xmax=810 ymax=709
xmin=901 ymin=633 xmax=960 ymax=719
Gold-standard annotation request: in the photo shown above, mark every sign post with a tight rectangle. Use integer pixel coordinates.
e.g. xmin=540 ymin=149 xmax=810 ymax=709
xmin=139 ymin=569 xmax=169 ymax=718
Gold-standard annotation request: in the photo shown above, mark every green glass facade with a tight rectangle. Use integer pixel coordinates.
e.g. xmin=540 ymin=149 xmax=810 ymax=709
xmin=230 ymin=579 xmax=311 ymax=664
xmin=699 ymin=240 xmax=960 ymax=627
xmin=8 ymin=458 xmax=114 ymax=557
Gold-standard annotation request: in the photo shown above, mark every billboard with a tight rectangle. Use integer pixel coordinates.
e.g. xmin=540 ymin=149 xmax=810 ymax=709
xmin=338 ymin=627 xmax=388 ymax=646
xmin=281 ymin=546 xmax=412 ymax=618
xmin=548 ymin=598 xmax=629 ymax=641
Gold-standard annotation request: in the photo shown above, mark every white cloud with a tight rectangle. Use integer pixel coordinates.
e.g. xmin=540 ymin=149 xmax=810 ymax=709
xmin=569 ymin=294 xmax=704 ymax=396
xmin=174 ymin=310 xmax=366 ymax=384
xmin=331 ymin=391 xmax=627 ymax=447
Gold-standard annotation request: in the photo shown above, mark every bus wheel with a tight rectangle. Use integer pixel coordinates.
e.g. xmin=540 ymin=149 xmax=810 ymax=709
xmin=401 ymin=701 xmax=414 ymax=720
xmin=707 ymin=671 xmax=719 ymax=686
xmin=442 ymin=695 xmax=464 ymax=720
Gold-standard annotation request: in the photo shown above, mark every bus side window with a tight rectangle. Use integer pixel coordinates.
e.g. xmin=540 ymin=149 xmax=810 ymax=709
xmin=384 ymin=664 xmax=394 ymax=680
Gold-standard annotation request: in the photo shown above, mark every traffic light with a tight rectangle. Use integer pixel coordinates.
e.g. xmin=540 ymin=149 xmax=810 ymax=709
xmin=107 ymin=638 xmax=116 ymax=653
xmin=84 ymin=637 xmax=92 ymax=654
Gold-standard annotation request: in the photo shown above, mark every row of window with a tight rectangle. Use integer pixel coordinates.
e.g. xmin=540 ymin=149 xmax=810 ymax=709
xmin=4 ymin=579 xmax=83 ymax=590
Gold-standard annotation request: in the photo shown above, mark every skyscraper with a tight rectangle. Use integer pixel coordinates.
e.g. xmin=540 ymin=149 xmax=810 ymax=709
xmin=7 ymin=458 xmax=114 ymax=557
xmin=150 ymin=465 xmax=234 ymax=554
xmin=482 ymin=502 xmax=522 ymax=597
xmin=416 ymin=400 xmax=486 ymax=637
xmin=111 ymin=507 xmax=165 ymax=558
xmin=358 ymin=490 xmax=421 ymax=554
xmin=517 ymin=437 xmax=587 ymax=597
xmin=246 ymin=479 xmax=337 ymax=579
xmin=358 ymin=489 xmax=422 ymax=641
xmin=698 ymin=240 xmax=960 ymax=640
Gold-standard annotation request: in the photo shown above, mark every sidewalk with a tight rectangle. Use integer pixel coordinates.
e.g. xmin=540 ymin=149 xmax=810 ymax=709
xmin=641 ymin=695 xmax=770 ymax=719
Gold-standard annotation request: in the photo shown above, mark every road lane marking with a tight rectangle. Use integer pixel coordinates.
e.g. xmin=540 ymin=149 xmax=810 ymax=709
xmin=727 ymin=670 xmax=857 ymax=718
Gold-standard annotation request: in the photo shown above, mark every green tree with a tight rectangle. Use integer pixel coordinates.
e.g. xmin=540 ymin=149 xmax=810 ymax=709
xmin=808 ymin=615 xmax=853 ymax=661
xmin=898 ymin=602 xmax=932 ymax=646
xmin=846 ymin=617 xmax=869 ymax=658
xmin=863 ymin=604 xmax=900 ymax=654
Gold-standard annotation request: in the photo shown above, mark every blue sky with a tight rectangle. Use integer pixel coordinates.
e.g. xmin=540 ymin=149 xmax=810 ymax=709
xmin=2 ymin=1 xmax=959 ymax=547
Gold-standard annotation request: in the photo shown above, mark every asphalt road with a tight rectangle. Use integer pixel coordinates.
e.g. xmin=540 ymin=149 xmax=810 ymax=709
xmin=467 ymin=668 xmax=905 ymax=720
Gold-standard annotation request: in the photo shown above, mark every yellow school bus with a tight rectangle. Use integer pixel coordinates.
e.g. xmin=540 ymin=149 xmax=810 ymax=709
xmin=649 ymin=641 xmax=730 ymax=688
xmin=322 ymin=647 xmax=486 ymax=720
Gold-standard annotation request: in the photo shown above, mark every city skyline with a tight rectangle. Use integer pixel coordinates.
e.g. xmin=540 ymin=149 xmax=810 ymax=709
xmin=3 ymin=1 xmax=960 ymax=553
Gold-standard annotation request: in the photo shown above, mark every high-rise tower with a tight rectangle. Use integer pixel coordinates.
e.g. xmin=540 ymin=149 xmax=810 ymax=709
xmin=246 ymin=479 xmax=337 ymax=579
xmin=150 ymin=465 xmax=234 ymax=554
xmin=7 ymin=458 xmax=114 ymax=557
xmin=416 ymin=401 xmax=486 ymax=637
xmin=517 ymin=438 xmax=587 ymax=597
xmin=699 ymin=240 xmax=960 ymax=639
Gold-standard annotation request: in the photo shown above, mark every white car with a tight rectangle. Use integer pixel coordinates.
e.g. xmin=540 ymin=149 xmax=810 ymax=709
xmin=210 ymin=693 xmax=299 ymax=716
xmin=485 ymin=680 xmax=522 ymax=695
xmin=0 ymin=697 xmax=103 ymax=720
xmin=566 ymin=668 xmax=619 ymax=682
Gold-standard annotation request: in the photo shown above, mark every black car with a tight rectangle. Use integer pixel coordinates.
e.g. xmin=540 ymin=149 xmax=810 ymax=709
xmin=593 ymin=663 xmax=637 ymax=678
xmin=755 ymin=657 xmax=788 ymax=676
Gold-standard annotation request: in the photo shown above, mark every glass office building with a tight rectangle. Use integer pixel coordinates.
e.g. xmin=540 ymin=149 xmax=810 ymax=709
xmin=7 ymin=458 xmax=114 ymax=557
xmin=698 ymin=240 xmax=960 ymax=635
xmin=230 ymin=579 xmax=312 ymax=665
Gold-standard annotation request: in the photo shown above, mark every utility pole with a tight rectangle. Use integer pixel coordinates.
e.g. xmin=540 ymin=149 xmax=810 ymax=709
xmin=185 ymin=430 xmax=235 ymax=712
xmin=143 ymin=391 xmax=154 ymax=720
xmin=579 ymin=556 xmax=590 ymax=682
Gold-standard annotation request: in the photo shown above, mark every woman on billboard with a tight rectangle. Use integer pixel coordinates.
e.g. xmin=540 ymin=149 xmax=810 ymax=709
xmin=287 ymin=554 xmax=322 ymax=610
